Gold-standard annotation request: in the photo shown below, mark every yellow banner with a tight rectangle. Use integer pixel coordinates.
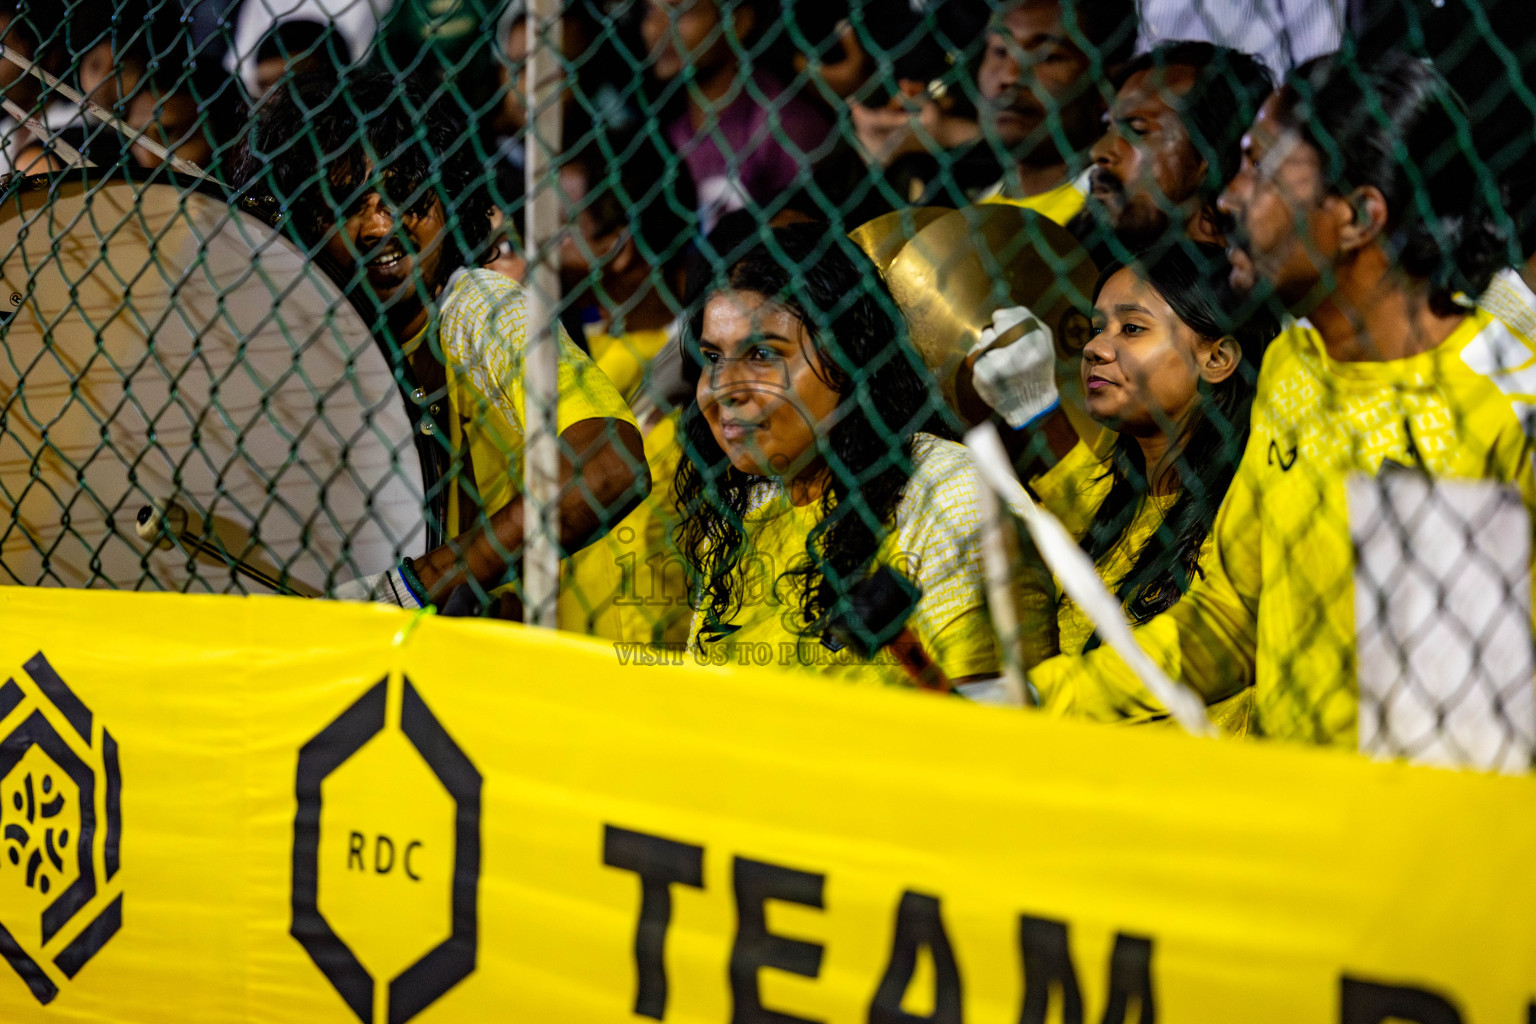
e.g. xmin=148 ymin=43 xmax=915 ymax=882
xmin=0 ymin=586 xmax=1532 ymax=1023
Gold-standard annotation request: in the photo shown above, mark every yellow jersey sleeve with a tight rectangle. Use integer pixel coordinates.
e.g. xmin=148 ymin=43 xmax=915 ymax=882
xmin=564 ymin=408 xmax=691 ymax=643
xmin=437 ymin=269 xmax=637 ymax=521
xmin=440 ymin=269 xmax=634 ymax=437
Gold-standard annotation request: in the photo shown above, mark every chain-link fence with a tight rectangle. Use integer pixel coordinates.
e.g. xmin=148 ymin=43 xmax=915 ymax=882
xmin=0 ymin=0 xmax=1534 ymax=771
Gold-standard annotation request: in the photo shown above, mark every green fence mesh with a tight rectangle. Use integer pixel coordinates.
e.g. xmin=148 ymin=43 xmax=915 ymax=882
xmin=0 ymin=0 xmax=1534 ymax=770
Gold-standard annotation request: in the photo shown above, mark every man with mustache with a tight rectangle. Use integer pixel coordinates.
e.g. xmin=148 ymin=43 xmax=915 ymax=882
xmin=1078 ymin=40 xmax=1272 ymax=250
xmin=964 ymin=0 xmax=1135 ymax=464
xmin=972 ymin=0 xmax=1137 ymax=226
xmin=236 ymin=72 xmax=649 ymax=619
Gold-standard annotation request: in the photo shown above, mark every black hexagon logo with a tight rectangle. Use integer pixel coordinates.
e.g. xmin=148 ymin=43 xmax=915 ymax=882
xmin=291 ymin=676 xmax=481 ymax=1023
xmin=0 ymin=652 xmax=123 ymax=1004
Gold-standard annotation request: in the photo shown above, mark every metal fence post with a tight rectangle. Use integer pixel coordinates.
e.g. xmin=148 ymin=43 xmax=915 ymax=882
xmin=522 ymin=0 xmax=564 ymax=628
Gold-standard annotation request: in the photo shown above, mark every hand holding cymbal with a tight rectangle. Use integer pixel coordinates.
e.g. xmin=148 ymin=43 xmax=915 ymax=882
xmin=872 ymin=205 xmax=1098 ymax=427
xmin=971 ymin=306 xmax=1059 ymax=428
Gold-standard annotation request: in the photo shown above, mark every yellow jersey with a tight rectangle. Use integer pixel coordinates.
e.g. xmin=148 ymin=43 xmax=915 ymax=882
xmin=587 ymin=326 xmax=672 ymax=404
xmin=686 ymin=434 xmax=1002 ymax=685
xmin=1030 ymin=440 xmax=1251 ymax=734
xmin=434 ymin=269 xmax=638 ymax=633
xmin=1028 ymin=433 xmax=1115 ymax=540
xmin=1031 ymin=311 xmax=1536 ymax=747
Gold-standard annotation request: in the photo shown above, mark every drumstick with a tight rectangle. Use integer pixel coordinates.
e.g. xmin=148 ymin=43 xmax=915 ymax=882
xmin=134 ymin=502 xmax=299 ymax=596
xmin=824 ymin=565 xmax=955 ymax=692
xmin=883 ymin=622 xmax=953 ymax=693
xmin=0 ymin=44 xmax=214 ymax=182
xmin=0 ymin=97 xmax=93 ymax=169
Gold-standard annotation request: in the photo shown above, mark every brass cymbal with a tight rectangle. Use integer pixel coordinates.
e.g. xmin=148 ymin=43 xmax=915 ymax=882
xmin=884 ymin=204 xmax=1099 ymax=426
xmin=848 ymin=206 xmax=952 ymax=273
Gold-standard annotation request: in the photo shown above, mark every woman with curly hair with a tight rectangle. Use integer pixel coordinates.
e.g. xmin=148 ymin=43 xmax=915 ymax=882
xmin=674 ymin=224 xmax=1001 ymax=684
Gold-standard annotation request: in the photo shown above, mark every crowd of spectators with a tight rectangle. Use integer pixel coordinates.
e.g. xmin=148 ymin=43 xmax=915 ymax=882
xmin=3 ymin=0 xmax=1536 ymax=768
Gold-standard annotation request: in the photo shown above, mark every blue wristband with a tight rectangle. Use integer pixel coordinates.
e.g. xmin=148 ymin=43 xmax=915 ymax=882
xmin=1016 ymin=399 xmax=1061 ymax=431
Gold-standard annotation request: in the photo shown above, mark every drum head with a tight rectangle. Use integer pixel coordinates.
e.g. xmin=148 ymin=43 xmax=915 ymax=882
xmin=0 ymin=171 xmax=427 ymax=595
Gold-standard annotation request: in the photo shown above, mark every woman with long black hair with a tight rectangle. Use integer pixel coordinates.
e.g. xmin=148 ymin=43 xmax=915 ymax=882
xmin=1030 ymin=244 xmax=1278 ymax=729
xmin=674 ymin=224 xmax=1003 ymax=684
xmin=1048 ymin=247 xmax=1277 ymax=643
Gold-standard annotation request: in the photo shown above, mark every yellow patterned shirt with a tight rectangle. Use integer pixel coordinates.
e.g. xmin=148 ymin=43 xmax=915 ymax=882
xmin=1031 ymin=312 xmax=1536 ymax=746
xmin=434 ymin=269 xmax=637 ymax=632
xmin=686 ymin=434 xmax=1001 ymax=684
xmin=1481 ymin=268 xmax=1536 ymax=344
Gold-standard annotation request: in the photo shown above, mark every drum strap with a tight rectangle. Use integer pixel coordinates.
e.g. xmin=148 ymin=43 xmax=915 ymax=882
xmin=399 ymin=326 xmax=454 ymax=551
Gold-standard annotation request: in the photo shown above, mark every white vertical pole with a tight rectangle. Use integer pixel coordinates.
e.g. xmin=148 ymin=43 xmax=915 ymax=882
xmin=975 ymin=475 xmax=1030 ymax=706
xmin=523 ymin=0 xmax=563 ymax=628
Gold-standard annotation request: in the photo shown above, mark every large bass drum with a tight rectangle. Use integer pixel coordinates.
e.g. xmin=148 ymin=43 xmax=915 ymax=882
xmin=0 ymin=170 xmax=428 ymax=596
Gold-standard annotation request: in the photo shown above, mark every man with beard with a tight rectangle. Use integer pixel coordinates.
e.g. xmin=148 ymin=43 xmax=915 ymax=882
xmin=236 ymin=73 xmax=649 ymax=618
xmin=961 ymin=0 xmax=1137 ymax=472
xmin=972 ymin=0 xmax=1137 ymax=226
xmin=1078 ymin=40 xmax=1271 ymax=251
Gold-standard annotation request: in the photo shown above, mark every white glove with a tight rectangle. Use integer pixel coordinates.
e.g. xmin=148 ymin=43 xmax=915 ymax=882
xmin=332 ymin=565 xmax=424 ymax=610
xmin=970 ymin=305 xmax=1058 ymax=428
